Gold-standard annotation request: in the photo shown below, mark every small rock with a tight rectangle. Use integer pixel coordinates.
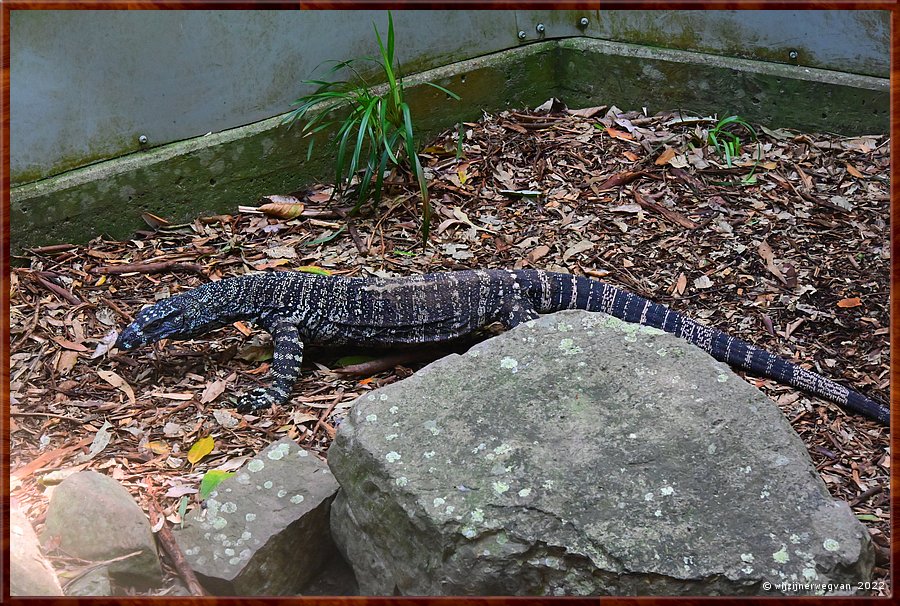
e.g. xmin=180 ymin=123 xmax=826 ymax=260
xmin=173 ymin=438 xmax=340 ymax=595
xmin=41 ymin=471 xmax=161 ymax=587
xmin=10 ymin=501 xmax=63 ymax=596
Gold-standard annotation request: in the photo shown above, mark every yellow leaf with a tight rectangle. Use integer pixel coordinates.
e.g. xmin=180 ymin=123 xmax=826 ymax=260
xmin=257 ymin=202 xmax=306 ymax=219
xmin=297 ymin=265 xmax=332 ymax=276
xmin=457 ymin=162 xmax=470 ymax=185
xmin=188 ymin=436 xmax=215 ymax=465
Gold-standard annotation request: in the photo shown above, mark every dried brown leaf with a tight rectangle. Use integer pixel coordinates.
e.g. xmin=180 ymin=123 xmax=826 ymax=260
xmin=655 ymin=147 xmax=677 ymax=165
xmin=200 ymin=379 xmax=228 ymax=404
xmin=257 ymin=202 xmax=306 ymax=219
xmin=837 ymin=297 xmax=862 ymax=308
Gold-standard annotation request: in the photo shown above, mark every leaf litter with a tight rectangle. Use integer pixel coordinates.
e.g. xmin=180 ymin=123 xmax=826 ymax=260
xmin=10 ymin=102 xmax=890 ymax=593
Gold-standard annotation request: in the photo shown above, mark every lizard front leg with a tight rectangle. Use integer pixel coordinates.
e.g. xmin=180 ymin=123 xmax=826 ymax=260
xmin=236 ymin=318 xmax=304 ymax=413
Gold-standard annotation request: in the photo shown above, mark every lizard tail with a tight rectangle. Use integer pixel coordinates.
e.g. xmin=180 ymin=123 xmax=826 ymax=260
xmin=518 ymin=270 xmax=889 ymax=425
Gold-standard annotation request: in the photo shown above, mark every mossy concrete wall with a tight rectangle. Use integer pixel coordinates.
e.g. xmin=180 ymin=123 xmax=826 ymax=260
xmin=10 ymin=39 xmax=888 ymax=254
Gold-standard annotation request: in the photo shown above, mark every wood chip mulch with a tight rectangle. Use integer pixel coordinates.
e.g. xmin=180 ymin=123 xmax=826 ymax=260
xmin=10 ymin=101 xmax=890 ymax=594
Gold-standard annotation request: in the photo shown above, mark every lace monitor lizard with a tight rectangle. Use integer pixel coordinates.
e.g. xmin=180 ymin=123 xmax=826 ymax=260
xmin=115 ymin=269 xmax=889 ymax=424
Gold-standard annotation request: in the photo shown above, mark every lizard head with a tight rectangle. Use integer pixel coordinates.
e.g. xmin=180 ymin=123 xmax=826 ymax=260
xmin=115 ymin=285 xmax=231 ymax=350
xmin=115 ymin=295 xmax=191 ymax=350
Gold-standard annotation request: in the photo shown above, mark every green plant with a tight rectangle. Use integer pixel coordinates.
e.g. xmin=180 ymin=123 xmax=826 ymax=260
xmin=706 ymin=115 xmax=761 ymax=184
xmin=283 ymin=12 xmax=459 ymax=241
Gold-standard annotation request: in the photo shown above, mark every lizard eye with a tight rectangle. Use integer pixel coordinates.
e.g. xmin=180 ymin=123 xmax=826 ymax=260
xmin=144 ymin=317 xmax=164 ymax=330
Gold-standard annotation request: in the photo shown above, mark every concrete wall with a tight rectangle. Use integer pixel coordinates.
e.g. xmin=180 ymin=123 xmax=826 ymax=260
xmin=11 ymin=10 xmax=889 ymax=185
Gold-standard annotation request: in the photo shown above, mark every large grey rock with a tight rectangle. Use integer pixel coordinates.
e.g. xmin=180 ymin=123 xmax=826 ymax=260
xmin=10 ymin=501 xmax=63 ymax=596
xmin=41 ymin=471 xmax=161 ymax=587
xmin=328 ymin=310 xmax=874 ymax=596
xmin=173 ymin=438 xmax=340 ymax=595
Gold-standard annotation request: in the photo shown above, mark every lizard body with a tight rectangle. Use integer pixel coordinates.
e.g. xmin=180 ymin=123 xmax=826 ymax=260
xmin=115 ymin=269 xmax=889 ymax=424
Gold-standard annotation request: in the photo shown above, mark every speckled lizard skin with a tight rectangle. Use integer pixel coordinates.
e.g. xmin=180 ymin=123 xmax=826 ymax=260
xmin=115 ymin=269 xmax=889 ymax=424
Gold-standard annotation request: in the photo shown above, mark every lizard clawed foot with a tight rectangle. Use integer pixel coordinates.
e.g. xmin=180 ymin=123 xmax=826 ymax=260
xmin=235 ymin=388 xmax=276 ymax=414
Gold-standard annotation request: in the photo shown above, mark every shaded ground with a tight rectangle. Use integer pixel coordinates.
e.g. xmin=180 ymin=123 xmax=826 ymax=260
xmin=10 ymin=102 xmax=890 ymax=594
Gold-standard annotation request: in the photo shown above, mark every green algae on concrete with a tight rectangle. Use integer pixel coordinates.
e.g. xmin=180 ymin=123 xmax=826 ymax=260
xmin=10 ymin=43 xmax=558 ymax=255
xmin=555 ymin=38 xmax=888 ymax=135
xmin=10 ymin=39 xmax=888 ymax=254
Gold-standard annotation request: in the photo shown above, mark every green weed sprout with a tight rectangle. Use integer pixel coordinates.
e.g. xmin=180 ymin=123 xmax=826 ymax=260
xmin=707 ymin=115 xmax=761 ymax=185
xmin=283 ymin=12 xmax=459 ymax=242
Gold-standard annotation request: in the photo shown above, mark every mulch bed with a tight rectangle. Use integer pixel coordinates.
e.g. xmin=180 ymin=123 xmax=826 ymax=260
xmin=10 ymin=100 xmax=890 ymax=595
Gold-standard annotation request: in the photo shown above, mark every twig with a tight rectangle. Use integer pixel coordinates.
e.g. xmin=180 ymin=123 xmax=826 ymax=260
xmin=27 ymin=243 xmax=77 ymax=255
xmin=92 ymin=261 xmax=205 ymax=276
xmin=148 ymin=503 xmax=207 ymax=596
xmin=10 ymin=411 xmax=85 ymax=423
xmin=334 ymin=349 xmax=443 ymax=376
xmin=12 ymin=299 xmax=41 ymax=351
xmin=61 ymin=550 xmax=144 ymax=591
xmin=849 ymin=485 xmax=883 ymax=506
xmin=11 ymin=436 xmax=94 ymax=481
xmin=631 ymin=187 xmax=699 ymax=229
xmin=33 ymin=275 xmax=81 ymax=305
xmin=101 ymin=296 xmax=134 ymax=323
xmin=304 ymin=390 xmax=343 ymax=445
xmin=332 ymin=208 xmax=369 ymax=256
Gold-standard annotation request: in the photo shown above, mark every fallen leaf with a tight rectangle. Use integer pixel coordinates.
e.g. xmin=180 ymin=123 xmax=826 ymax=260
xmin=232 ymin=321 xmax=253 ymax=337
xmin=604 ymin=127 xmax=634 ymax=141
xmin=188 ymin=436 xmax=215 ymax=465
xmin=306 ymin=190 xmax=333 ymax=203
xmin=457 ymin=162 xmax=470 ymax=185
xmin=567 ymin=105 xmax=607 ymax=118
xmin=165 ymin=485 xmax=198 ymax=498
xmin=526 ymin=245 xmax=551 ymax=264
xmin=260 ymin=194 xmax=303 ymax=205
xmin=694 ymin=275 xmax=713 ymax=289
xmin=199 ymin=470 xmax=235 ymax=500
xmin=622 ymin=150 xmax=639 ymax=162
xmin=97 ymin=370 xmax=135 ymax=404
xmin=845 ymin=163 xmax=864 ymax=178
xmin=56 ymin=350 xmax=79 ymax=375
xmin=91 ymin=330 xmax=118 ymax=359
xmin=200 ymin=379 xmax=228 ymax=404
xmin=675 ymin=273 xmax=687 ymax=295
xmin=141 ymin=212 xmax=171 ymax=229
xmin=146 ymin=441 xmax=171 ymax=455
xmin=837 ymin=297 xmax=862 ymax=308
xmin=151 ymin=392 xmax=194 ymax=401
xmin=74 ymin=420 xmax=114 ymax=464
xmin=535 ymin=97 xmax=566 ymax=113
xmin=562 ymin=239 xmax=594 ymax=262
xmin=757 ymin=240 xmax=786 ymax=284
xmin=265 ymin=245 xmax=298 ymax=259
xmin=290 ymin=411 xmax=319 ymax=424
xmin=213 ymin=409 xmax=239 ymax=428
xmin=53 ymin=337 xmax=88 ymax=352
xmin=297 ymin=265 xmax=332 ymax=276
xmin=591 ymin=170 xmax=644 ymax=191
xmin=306 ymin=226 xmax=347 ymax=246
xmin=655 ymin=147 xmax=677 ymax=165
xmin=257 ymin=201 xmax=306 ymax=220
